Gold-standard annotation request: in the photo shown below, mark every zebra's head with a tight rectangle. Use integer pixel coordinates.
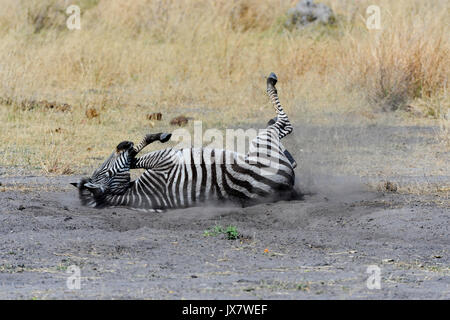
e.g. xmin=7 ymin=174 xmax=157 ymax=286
xmin=71 ymin=141 xmax=135 ymax=207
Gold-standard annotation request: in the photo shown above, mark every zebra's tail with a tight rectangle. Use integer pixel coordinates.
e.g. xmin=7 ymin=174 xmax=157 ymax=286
xmin=266 ymin=72 xmax=293 ymax=140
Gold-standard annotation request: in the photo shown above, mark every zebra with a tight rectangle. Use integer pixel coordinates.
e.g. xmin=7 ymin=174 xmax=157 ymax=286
xmin=71 ymin=73 xmax=300 ymax=210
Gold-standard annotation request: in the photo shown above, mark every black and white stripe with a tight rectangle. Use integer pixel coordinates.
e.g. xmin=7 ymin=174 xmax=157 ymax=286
xmin=73 ymin=73 xmax=298 ymax=210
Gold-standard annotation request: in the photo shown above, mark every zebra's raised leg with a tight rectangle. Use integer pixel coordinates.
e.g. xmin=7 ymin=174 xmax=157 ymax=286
xmin=263 ymin=74 xmax=296 ymax=168
xmin=247 ymin=73 xmax=293 ymax=160
xmin=129 ymin=133 xmax=172 ymax=170
xmin=263 ymin=120 xmax=296 ymax=169
xmin=266 ymin=117 xmax=297 ymax=168
xmin=266 ymin=72 xmax=293 ymax=140
xmin=131 ymin=133 xmax=172 ymax=156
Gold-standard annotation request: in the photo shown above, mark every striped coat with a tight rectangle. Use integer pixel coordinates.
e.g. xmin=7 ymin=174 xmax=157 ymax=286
xmin=73 ymin=73 xmax=298 ymax=210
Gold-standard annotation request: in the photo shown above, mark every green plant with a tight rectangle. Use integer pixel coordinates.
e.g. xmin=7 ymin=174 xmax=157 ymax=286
xmin=203 ymin=224 xmax=240 ymax=240
xmin=203 ymin=225 xmax=224 ymax=237
xmin=225 ymin=226 xmax=239 ymax=240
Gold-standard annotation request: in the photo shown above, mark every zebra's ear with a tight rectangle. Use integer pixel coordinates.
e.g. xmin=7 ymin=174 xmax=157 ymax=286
xmin=160 ymin=133 xmax=172 ymax=143
xmin=70 ymin=182 xmax=79 ymax=188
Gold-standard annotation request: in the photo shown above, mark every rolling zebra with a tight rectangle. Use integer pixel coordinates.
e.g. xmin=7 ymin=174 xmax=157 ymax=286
xmin=72 ymin=73 xmax=299 ymax=210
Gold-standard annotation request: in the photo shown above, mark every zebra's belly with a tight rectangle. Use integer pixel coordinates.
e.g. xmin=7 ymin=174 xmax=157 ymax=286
xmin=131 ymin=148 xmax=295 ymax=209
xmin=162 ymin=162 xmax=294 ymax=209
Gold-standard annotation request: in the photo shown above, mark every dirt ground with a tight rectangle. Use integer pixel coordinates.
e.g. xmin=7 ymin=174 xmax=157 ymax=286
xmin=0 ymin=122 xmax=448 ymax=299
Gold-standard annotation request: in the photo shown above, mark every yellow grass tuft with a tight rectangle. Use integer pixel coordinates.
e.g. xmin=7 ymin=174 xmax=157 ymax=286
xmin=0 ymin=0 xmax=448 ymax=174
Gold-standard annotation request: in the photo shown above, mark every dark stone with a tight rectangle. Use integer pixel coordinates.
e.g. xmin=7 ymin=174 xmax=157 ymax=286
xmin=285 ymin=0 xmax=335 ymax=29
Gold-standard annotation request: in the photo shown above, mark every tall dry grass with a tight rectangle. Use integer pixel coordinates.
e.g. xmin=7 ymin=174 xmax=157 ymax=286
xmin=343 ymin=1 xmax=449 ymax=111
xmin=0 ymin=0 xmax=448 ymax=107
xmin=0 ymin=0 xmax=448 ymax=173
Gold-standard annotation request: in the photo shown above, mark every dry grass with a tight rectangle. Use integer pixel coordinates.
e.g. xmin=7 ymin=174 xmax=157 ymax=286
xmin=0 ymin=0 xmax=448 ymax=175
xmin=342 ymin=1 xmax=449 ymax=111
xmin=372 ymin=180 xmax=449 ymax=197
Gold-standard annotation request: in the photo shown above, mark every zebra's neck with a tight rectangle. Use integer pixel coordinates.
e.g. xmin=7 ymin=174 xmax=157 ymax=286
xmin=103 ymin=173 xmax=165 ymax=210
xmin=103 ymin=182 xmax=135 ymax=208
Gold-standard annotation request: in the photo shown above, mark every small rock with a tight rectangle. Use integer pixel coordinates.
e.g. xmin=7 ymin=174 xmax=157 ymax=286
xmin=18 ymin=205 xmax=25 ymax=211
xmin=191 ymin=275 xmax=198 ymax=278
xmin=64 ymin=216 xmax=72 ymax=222
xmin=382 ymin=258 xmax=395 ymax=263
xmin=146 ymin=112 xmax=162 ymax=121
xmin=384 ymin=181 xmax=398 ymax=192
xmin=85 ymin=108 xmax=99 ymax=119
xmin=170 ymin=115 xmax=191 ymax=127
xmin=404 ymin=104 xmax=423 ymax=117
xmin=285 ymin=0 xmax=335 ymax=29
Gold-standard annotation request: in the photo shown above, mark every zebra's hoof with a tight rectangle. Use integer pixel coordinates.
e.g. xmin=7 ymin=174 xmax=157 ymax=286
xmin=267 ymin=117 xmax=277 ymax=126
xmin=267 ymin=72 xmax=278 ymax=88
xmin=116 ymin=141 xmax=134 ymax=152
xmin=160 ymin=133 xmax=172 ymax=143
xmin=268 ymin=72 xmax=277 ymax=81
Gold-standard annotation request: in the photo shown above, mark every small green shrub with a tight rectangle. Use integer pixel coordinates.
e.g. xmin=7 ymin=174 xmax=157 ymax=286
xmin=225 ymin=226 xmax=239 ymax=240
xmin=203 ymin=224 xmax=240 ymax=240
